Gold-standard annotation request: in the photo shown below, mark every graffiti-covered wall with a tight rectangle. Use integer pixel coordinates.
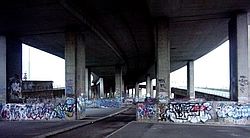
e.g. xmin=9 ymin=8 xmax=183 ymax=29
xmin=0 ymin=97 xmax=86 ymax=121
xmin=136 ymin=99 xmax=250 ymax=124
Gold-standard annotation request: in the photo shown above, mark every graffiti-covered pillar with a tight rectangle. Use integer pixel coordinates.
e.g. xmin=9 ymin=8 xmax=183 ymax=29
xmin=65 ymin=26 xmax=86 ymax=120
xmin=229 ymin=12 xmax=249 ymax=103
xmin=4 ymin=37 xmax=22 ymax=103
xmin=156 ymin=19 xmax=171 ymax=101
xmin=115 ymin=65 xmax=122 ymax=102
xmin=187 ymin=60 xmax=195 ymax=98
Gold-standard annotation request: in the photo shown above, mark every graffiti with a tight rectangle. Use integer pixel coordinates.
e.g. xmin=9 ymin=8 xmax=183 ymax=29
xmin=144 ymin=97 xmax=157 ymax=104
xmin=137 ymin=103 xmax=157 ymax=121
xmin=0 ymin=100 xmax=76 ymax=121
xmin=238 ymin=76 xmax=248 ymax=93
xmin=85 ymin=99 xmax=120 ymax=108
xmin=9 ymin=74 xmax=22 ymax=100
xmin=77 ymin=96 xmax=85 ymax=115
xmin=66 ymin=79 xmax=74 ymax=94
xmin=161 ymin=102 xmax=212 ymax=123
xmin=158 ymin=79 xmax=167 ymax=92
xmin=216 ymin=104 xmax=250 ymax=119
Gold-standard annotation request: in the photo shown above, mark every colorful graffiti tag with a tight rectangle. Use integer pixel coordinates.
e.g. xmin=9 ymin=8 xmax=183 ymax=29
xmin=137 ymin=101 xmax=213 ymax=123
xmin=216 ymin=104 xmax=250 ymax=119
xmin=0 ymin=100 xmax=75 ymax=121
xmin=162 ymin=102 xmax=213 ymax=123
xmin=137 ymin=103 xmax=157 ymax=121
xmin=85 ymin=99 xmax=120 ymax=108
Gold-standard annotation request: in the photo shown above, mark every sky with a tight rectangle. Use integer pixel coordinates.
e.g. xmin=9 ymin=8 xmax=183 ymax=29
xmin=22 ymin=40 xmax=229 ymax=89
xmin=22 ymin=44 xmax=65 ymax=88
xmin=170 ymin=40 xmax=229 ymax=89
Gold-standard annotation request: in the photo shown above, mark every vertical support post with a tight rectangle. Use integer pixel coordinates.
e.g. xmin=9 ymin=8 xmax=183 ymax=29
xmin=135 ymin=82 xmax=139 ymax=99
xmin=115 ymin=65 xmax=122 ymax=102
xmin=6 ymin=37 xmax=22 ymax=103
xmin=0 ymin=36 xmax=6 ymax=103
xmin=146 ymin=75 xmax=151 ymax=97
xmin=85 ymin=68 xmax=89 ymax=99
xmin=99 ymin=78 xmax=104 ymax=98
xmin=88 ymin=69 xmax=92 ymax=99
xmin=65 ymin=27 xmax=85 ymax=119
xmin=187 ymin=61 xmax=195 ymax=98
xmin=229 ymin=12 xmax=249 ymax=102
xmin=156 ymin=20 xmax=171 ymax=101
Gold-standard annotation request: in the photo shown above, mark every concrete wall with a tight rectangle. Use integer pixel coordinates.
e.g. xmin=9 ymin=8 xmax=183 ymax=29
xmin=136 ymin=99 xmax=250 ymax=124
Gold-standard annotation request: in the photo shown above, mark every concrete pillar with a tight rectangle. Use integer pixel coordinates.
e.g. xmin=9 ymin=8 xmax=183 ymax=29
xmin=109 ymin=87 xmax=113 ymax=98
xmin=0 ymin=36 xmax=7 ymax=103
xmin=151 ymin=79 xmax=154 ymax=98
xmin=146 ymin=75 xmax=151 ymax=97
xmin=99 ymin=78 xmax=104 ymax=98
xmin=156 ymin=20 xmax=171 ymax=100
xmin=4 ymin=37 xmax=22 ymax=103
xmin=85 ymin=68 xmax=89 ymax=99
xmin=122 ymin=79 xmax=125 ymax=98
xmin=135 ymin=82 xmax=139 ymax=99
xmin=88 ymin=69 xmax=92 ymax=99
xmin=115 ymin=66 xmax=122 ymax=102
xmin=65 ymin=27 xmax=85 ymax=119
xmin=187 ymin=61 xmax=195 ymax=98
xmin=229 ymin=12 xmax=249 ymax=102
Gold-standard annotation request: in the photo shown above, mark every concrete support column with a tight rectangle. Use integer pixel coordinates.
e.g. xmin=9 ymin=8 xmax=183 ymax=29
xmin=151 ymin=79 xmax=154 ymax=98
xmin=109 ymin=87 xmax=113 ymax=98
xmin=122 ymin=80 xmax=125 ymax=98
xmin=115 ymin=66 xmax=122 ymax=102
xmin=88 ymin=69 xmax=92 ymax=99
xmin=146 ymin=75 xmax=151 ymax=97
xmin=99 ymin=78 xmax=104 ymax=98
xmin=0 ymin=36 xmax=7 ymax=103
xmin=65 ymin=27 xmax=85 ymax=119
xmin=85 ymin=68 xmax=89 ymax=99
xmin=156 ymin=20 xmax=171 ymax=100
xmin=135 ymin=82 xmax=139 ymax=99
xmin=4 ymin=37 xmax=22 ymax=103
xmin=187 ymin=61 xmax=195 ymax=98
xmin=229 ymin=12 xmax=249 ymax=102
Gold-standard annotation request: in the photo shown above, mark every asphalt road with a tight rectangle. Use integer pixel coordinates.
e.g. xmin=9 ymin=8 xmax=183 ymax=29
xmin=50 ymin=107 xmax=136 ymax=138
xmin=108 ymin=122 xmax=250 ymax=138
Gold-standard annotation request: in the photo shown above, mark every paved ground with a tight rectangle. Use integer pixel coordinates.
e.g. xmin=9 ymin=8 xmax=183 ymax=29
xmin=50 ymin=107 xmax=136 ymax=138
xmin=107 ymin=122 xmax=250 ymax=138
xmin=0 ymin=107 xmax=128 ymax=138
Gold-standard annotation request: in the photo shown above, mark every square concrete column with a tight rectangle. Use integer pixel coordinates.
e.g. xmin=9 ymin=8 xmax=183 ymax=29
xmin=0 ymin=36 xmax=7 ymax=103
xmin=146 ymin=75 xmax=151 ymax=97
xmin=65 ymin=28 xmax=85 ymax=119
xmin=187 ymin=61 xmax=195 ymax=98
xmin=85 ymin=68 xmax=89 ymax=99
xmin=135 ymin=82 xmax=139 ymax=99
xmin=115 ymin=65 xmax=122 ymax=102
xmin=99 ymin=78 xmax=104 ymax=98
xmin=156 ymin=20 xmax=171 ymax=101
xmin=1 ymin=37 xmax=22 ymax=103
xmin=229 ymin=12 xmax=249 ymax=102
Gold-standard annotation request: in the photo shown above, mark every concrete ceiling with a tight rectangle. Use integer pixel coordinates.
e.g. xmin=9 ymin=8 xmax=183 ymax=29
xmin=0 ymin=0 xmax=249 ymax=87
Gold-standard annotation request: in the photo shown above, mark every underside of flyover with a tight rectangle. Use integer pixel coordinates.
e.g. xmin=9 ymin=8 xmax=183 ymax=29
xmin=0 ymin=0 xmax=249 ymax=89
